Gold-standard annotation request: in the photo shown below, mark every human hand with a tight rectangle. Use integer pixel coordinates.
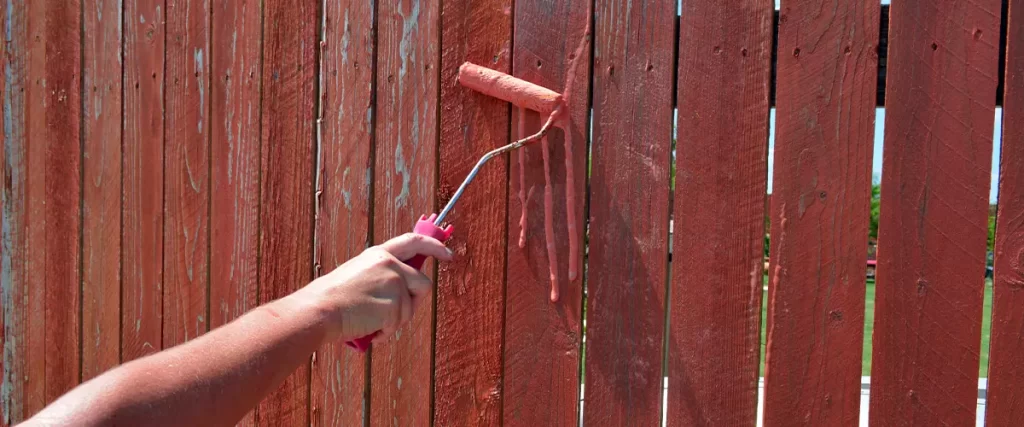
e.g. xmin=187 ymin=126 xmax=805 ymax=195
xmin=297 ymin=233 xmax=453 ymax=343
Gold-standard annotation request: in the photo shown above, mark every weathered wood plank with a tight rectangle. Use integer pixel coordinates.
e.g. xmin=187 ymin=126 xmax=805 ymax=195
xmin=23 ymin=0 xmax=84 ymax=411
xmin=164 ymin=0 xmax=210 ymax=348
xmin=986 ymin=0 xmax=1024 ymax=423
xmin=762 ymin=1 xmax=879 ymax=425
xmin=503 ymin=1 xmax=589 ymax=425
xmin=309 ymin=1 xmax=373 ymax=426
xmin=122 ymin=0 xmax=166 ymax=363
xmin=670 ymin=3 xmax=772 ymax=425
xmin=257 ymin=0 xmax=317 ymax=424
xmin=370 ymin=1 xmax=439 ymax=425
xmin=82 ymin=0 xmax=124 ymax=382
xmin=584 ymin=0 xmax=674 ymax=425
xmin=210 ymin=1 xmax=261 ymax=424
xmin=435 ymin=0 xmax=511 ymax=425
xmin=870 ymin=0 xmax=1000 ymax=424
xmin=1 ymin=0 xmax=28 ymax=422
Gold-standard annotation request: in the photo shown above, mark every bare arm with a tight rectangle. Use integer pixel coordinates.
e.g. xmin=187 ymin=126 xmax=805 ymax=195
xmin=22 ymin=234 xmax=451 ymax=427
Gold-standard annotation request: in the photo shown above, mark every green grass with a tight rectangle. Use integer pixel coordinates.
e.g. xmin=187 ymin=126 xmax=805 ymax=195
xmin=759 ymin=278 xmax=995 ymax=377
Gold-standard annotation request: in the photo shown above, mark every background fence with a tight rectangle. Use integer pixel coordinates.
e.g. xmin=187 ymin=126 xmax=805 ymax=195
xmin=1 ymin=0 xmax=1022 ymax=426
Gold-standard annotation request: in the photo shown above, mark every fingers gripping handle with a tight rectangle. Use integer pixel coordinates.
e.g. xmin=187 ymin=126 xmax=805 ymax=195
xmin=344 ymin=214 xmax=454 ymax=352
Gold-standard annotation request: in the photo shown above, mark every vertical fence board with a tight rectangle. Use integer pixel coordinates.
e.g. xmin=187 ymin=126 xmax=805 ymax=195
xmin=309 ymin=1 xmax=373 ymax=426
xmin=435 ymin=0 xmax=511 ymax=425
xmin=163 ymin=0 xmax=210 ymax=348
xmin=82 ymin=0 xmax=124 ymax=381
xmin=257 ymin=0 xmax=317 ymax=424
xmin=122 ymin=0 xmax=166 ymax=363
xmin=210 ymin=0 xmax=261 ymax=424
xmin=669 ymin=1 xmax=772 ymax=426
xmin=371 ymin=0 xmax=439 ymax=425
xmin=1 ymin=1 xmax=27 ymax=422
xmin=584 ymin=0 xmax=673 ymax=425
xmin=986 ymin=0 xmax=1024 ymax=423
xmin=870 ymin=0 xmax=1000 ymax=425
xmin=762 ymin=1 xmax=878 ymax=425
xmin=24 ymin=0 xmax=83 ymax=410
xmin=503 ymin=1 xmax=589 ymax=425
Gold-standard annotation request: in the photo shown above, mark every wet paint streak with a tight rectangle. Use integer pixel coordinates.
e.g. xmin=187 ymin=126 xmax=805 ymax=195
xmin=558 ymin=25 xmax=590 ymax=282
xmin=517 ymin=109 xmax=527 ymax=248
xmin=540 ymin=135 xmax=559 ymax=302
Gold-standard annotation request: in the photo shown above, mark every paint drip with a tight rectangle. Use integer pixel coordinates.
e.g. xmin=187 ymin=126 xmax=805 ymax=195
xmin=517 ymin=110 xmax=528 ymax=249
xmin=515 ymin=19 xmax=591 ymax=303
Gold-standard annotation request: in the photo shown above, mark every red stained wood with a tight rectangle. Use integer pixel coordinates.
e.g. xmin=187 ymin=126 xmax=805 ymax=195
xmin=257 ymin=0 xmax=316 ymax=424
xmin=82 ymin=0 xmax=124 ymax=381
xmin=24 ymin=0 xmax=83 ymax=412
xmin=309 ymin=1 xmax=373 ymax=426
xmin=164 ymin=0 xmax=210 ymax=348
xmin=762 ymin=1 xmax=878 ymax=425
xmin=669 ymin=1 xmax=772 ymax=425
xmin=503 ymin=1 xmax=589 ymax=425
xmin=372 ymin=1 xmax=440 ymax=423
xmin=986 ymin=0 xmax=1024 ymax=423
xmin=210 ymin=0 xmax=261 ymax=424
xmin=122 ymin=0 xmax=166 ymax=363
xmin=1 ymin=1 xmax=28 ymax=422
xmin=435 ymin=0 xmax=511 ymax=425
xmin=370 ymin=0 xmax=439 ymax=425
xmin=870 ymin=0 xmax=1000 ymax=425
xmin=584 ymin=0 xmax=674 ymax=424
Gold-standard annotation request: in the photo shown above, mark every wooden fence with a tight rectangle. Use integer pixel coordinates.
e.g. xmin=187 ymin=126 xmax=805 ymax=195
xmin=1 ymin=0 xmax=1021 ymax=426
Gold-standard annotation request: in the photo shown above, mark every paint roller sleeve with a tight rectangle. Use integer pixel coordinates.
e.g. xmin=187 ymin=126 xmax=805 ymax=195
xmin=457 ymin=62 xmax=564 ymax=115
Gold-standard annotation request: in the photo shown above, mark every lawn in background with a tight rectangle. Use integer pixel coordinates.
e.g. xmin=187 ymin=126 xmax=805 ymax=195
xmin=759 ymin=278 xmax=995 ymax=377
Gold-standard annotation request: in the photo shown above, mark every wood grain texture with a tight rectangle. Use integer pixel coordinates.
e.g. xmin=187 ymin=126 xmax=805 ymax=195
xmin=23 ymin=0 xmax=83 ymax=411
xmin=503 ymin=1 xmax=589 ymax=425
xmin=669 ymin=1 xmax=772 ymax=425
xmin=82 ymin=0 xmax=124 ymax=381
xmin=1 ymin=1 xmax=28 ymax=422
xmin=762 ymin=1 xmax=878 ymax=425
xmin=164 ymin=0 xmax=210 ymax=348
xmin=869 ymin=0 xmax=1000 ymax=425
xmin=435 ymin=0 xmax=511 ymax=425
xmin=986 ymin=0 xmax=1024 ymax=423
xmin=210 ymin=1 xmax=261 ymax=424
xmin=309 ymin=1 xmax=373 ymax=426
xmin=584 ymin=0 xmax=674 ymax=425
xmin=122 ymin=0 xmax=166 ymax=363
xmin=257 ymin=0 xmax=316 ymax=424
xmin=371 ymin=0 xmax=439 ymax=425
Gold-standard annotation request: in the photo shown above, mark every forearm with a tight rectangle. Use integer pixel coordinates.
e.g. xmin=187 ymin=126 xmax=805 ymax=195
xmin=25 ymin=291 xmax=334 ymax=427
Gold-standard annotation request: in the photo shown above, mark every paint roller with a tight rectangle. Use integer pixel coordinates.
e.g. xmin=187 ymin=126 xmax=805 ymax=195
xmin=345 ymin=62 xmax=566 ymax=352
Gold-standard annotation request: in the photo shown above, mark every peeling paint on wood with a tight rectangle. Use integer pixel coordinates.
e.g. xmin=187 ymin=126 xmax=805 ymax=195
xmin=164 ymin=0 xmax=210 ymax=348
xmin=371 ymin=0 xmax=438 ymax=425
xmin=122 ymin=0 xmax=165 ymax=365
xmin=257 ymin=0 xmax=316 ymax=424
xmin=1 ymin=0 xmax=28 ymax=422
xmin=82 ymin=0 xmax=123 ymax=382
xmin=210 ymin=0 xmax=261 ymax=424
xmin=310 ymin=0 xmax=373 ymax=426
xmin=21 ymin=0 xmax=84 ymax=413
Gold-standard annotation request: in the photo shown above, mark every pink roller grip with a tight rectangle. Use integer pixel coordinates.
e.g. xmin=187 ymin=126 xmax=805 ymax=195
xmin=344 ymin=214 xmax=454 ymax=352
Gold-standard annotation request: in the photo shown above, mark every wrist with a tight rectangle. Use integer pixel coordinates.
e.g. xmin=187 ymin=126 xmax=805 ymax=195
xmin=275 ymin=288 xmax=340 ymax=342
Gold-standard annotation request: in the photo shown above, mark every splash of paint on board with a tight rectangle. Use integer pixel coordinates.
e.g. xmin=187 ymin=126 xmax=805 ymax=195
xmin=517 ymin=17 xmax=591 ymax=302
